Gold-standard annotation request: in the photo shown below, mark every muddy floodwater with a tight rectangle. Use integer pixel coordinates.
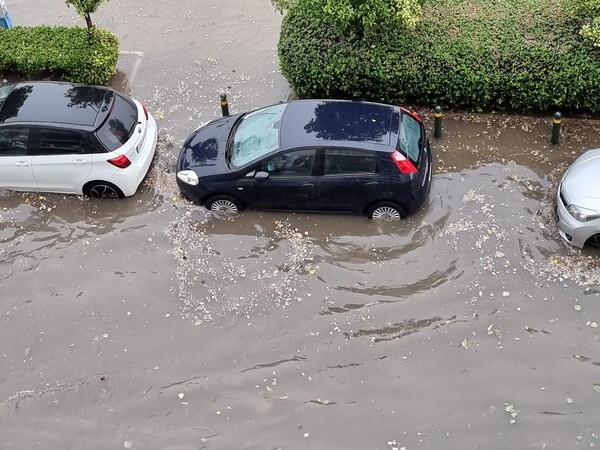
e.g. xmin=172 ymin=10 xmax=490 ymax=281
xmin=2 ymin=1 xmax=600 ymax=449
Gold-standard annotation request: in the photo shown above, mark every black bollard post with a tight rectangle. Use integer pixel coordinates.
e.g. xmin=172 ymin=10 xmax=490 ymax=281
xmin=433 ymin=105 xmax=443 ymax=139
xmin=220 ymin=93 xmax=229 ymax=117
xmin=551 ymin=111 xmax=562 ymax=145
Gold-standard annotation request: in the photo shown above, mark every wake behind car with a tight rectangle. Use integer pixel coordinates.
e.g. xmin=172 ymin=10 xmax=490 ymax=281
xmin=556 ymin=148 xmax=600 ymax=248
xmin=0 ymin=81 xmax=158 ymax=199
xmin=176 ymin=99 xmax=432 ymax=219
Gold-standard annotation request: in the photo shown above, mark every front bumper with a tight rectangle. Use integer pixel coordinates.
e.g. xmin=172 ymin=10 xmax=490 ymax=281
xmin=556 ymin=183 xmax=598 ymax=248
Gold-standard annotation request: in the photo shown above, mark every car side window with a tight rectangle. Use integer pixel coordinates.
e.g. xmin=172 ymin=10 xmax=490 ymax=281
xmin=36 ymin=129 xmax=86 ymax=156
xmin=324 ymin=148 xmax=378 ymax=175
xmin=0 ymin=127 xmax=30 ymax=156
xmin=263 ymin=149 xmax=316 ymax=177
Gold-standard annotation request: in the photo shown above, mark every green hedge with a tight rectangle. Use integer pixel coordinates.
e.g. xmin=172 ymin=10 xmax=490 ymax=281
xmin=0 ymin=26 xmax=119 ymax=85
xmin=279 ymin=0 xmax=600 ymax=112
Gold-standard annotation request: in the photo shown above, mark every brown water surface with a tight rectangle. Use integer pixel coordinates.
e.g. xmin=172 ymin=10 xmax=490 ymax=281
xmin=2 ymin=1 xmax=600 ymax=449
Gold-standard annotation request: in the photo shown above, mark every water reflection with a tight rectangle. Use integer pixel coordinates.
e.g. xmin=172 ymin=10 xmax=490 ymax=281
xmin=64 ymin=85 xmax=109 ymax=112
xmin=303 ymin=100 xmax=393 ymax=142
xmin=0 ymin=84 xmax=32 ymax=122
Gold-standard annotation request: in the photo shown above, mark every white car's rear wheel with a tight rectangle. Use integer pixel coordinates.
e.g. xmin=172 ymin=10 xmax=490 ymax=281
xmin=84 ymin=181 xmax=124 ymax=199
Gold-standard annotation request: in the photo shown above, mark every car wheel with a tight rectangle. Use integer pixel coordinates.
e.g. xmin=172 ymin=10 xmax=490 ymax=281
xmin=586 ymin=234 xmax=600 ymax=249
xmin=206 ymin=195 xmax=242 ymax=214
xmin=83 ymin=181 xmax=124 ymax=199
xmin=367 ymin=202 xmax=405 ymax=220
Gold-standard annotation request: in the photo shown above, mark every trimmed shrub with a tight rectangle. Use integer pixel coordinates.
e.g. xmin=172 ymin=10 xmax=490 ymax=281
xmin=279 ymin=0 xmax=600 ymax=112
xmin=0 ymin=26 xmax=119 ymax=85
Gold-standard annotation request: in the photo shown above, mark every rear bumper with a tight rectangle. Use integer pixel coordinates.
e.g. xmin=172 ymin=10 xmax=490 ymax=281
xmin=111 ymin=113 xmax=159 ymax=197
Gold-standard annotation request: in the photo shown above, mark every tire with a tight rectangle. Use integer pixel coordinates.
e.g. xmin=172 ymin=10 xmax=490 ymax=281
xmin=205 ymin=195 xmax=243 ymax=214
xmin=83 ymin=181 xmax=124 ymax=199
xmin=586 ymin=234 xmax=600 ymax=249
xmin=366 ymin=202 xmax=405 ymax=220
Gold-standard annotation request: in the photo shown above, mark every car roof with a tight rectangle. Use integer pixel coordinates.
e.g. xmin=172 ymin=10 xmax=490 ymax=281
xmin=0 ymin=81 xmax=113 ymax=128
xmin=279 ymin=99 xmax=398 ymax=149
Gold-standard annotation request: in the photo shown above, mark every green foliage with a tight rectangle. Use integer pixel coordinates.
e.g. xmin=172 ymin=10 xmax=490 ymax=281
xmin=580 ymin=19 xmax=600 ymax=46
xmin=65 ymin=0 xmax=106 ymax=15
xmin=0 ymin=26 xmax=119 ymax=85
xmin=563 ymin=0 xmax=600 ymax=46
xmin=65 ymin=0 xmax=107 ymax=29
xmin=565 ymin=0 xmax=600 ymax=18
xmin=272 ymin=0 xmax=295 ymax=13
xmin=273 ymin=0 xmax=422 ymax=32
xmin=279 ymin=0 xmax=600 ymax=112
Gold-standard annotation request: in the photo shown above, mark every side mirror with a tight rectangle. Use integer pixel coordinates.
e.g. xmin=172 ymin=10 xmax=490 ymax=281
xmin=254 ymin=171 xmax=270 ymax=181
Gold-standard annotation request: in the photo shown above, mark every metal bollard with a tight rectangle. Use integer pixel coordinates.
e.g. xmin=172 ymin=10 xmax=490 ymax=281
xmin=220 ymin=93 xmax=229 ymax=117
xmin=433 ymin=105 xmax=443 ymax=139
xmin=551 ymin=111 xmax=562 ymax=145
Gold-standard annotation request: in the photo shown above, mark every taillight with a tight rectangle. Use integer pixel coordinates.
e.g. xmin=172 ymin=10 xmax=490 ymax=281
xmin=141 ymin=102 xmax=149 ymax=120
xmin=107 ymin=154 xmax=131 ymax=169
xmin=391 ymin=150 xmax=417 ymax=174
xmin=400 ymin=106 xmax=422 ymax=122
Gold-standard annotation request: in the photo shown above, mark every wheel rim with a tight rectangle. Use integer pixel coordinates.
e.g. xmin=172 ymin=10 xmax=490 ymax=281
xmin=372 ymin=206 xmax=401 ymax=220
xmin=210 ymin=199 xmax=238 ymax=213
xmin=90 ymin=184 xmax=119 ymax=199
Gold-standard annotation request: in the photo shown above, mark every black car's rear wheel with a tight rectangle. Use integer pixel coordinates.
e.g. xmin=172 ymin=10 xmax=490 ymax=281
xmin=205 ymin=195 xmax=242 ymax=214
xmin=83 ymin=181 xmax=124 ymax=199
xmin=367 ymin=202 xmax=405 ymax=220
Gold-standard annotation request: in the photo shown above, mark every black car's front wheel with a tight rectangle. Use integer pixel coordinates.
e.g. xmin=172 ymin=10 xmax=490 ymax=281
xmin=367 ymin=202 xmax=405 ymax=220
xmin=205 ymin=195 xmax=242 ymax=214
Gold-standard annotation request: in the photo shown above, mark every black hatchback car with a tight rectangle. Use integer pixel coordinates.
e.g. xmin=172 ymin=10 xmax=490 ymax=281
xmin=176 ymin=99 xmax=432 ymax=219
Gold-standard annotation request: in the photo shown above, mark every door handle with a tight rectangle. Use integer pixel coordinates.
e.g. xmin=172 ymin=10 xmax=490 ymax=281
xmin=301 ymin=183 xmax=315 ymax=188
xmin=73 ymin=159 xmax=87 ymax=165
xmin=15 ymin=161 xmax=30 ymax=167
xmin=365 ymin=181 xmax=379 ymax=186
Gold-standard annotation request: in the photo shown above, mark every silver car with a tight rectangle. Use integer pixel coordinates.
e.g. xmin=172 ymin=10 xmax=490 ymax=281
xmin=556 ymin=148 xmax=600 ymax=248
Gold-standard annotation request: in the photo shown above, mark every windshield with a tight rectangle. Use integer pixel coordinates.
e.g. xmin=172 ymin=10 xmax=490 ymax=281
xmin=230 ymin=103 xmax=286 ymax=166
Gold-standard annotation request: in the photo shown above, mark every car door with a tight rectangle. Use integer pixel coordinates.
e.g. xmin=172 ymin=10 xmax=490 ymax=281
xmin=0 ymin=126 xmax=36 ymax=191
xmin=315 ymin=148 xmax=382 ymax=213
xmin=252 ymin=148 xmax=318 ymax=211
xmin=30 ymin=127 xmax=93 ymax=194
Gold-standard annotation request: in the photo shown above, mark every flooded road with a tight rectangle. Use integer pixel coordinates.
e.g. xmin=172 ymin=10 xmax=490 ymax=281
xmin=2 ymin=1 xmax=600 ymax=449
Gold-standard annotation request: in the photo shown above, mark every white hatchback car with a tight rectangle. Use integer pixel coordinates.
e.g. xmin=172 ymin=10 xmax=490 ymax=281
xmin=0 ymin=81 xmax=158 ymax=198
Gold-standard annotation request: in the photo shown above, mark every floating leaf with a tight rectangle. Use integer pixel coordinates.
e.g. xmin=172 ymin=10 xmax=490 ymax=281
xmin=574 ymin=304 xmax=582 ymax=312
xmin=461 ymin=338 xmax=469 ymax=349
xmin=593 ymin=384 xmax=600 ymax=393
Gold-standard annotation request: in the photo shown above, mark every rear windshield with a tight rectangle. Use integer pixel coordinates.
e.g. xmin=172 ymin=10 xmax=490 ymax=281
xmin=95 ymin=94 xmax=138 ymax=151
xmin=398 ymin=113 xmax=423 ymax=163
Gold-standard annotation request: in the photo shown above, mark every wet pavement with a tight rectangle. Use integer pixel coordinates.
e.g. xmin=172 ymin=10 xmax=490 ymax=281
xmin=2 ymin=1 xmax=600 ymax=449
